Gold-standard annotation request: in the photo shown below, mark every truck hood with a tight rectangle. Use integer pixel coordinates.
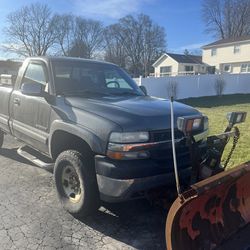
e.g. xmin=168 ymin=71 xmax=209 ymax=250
xmin=64 ymin=95 xmax=200 ymax=131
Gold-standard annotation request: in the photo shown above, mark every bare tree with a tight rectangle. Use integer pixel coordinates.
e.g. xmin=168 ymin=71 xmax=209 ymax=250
xmin=104 ymin=24 xmax=128 ymax=68
xmin=104 ymin=14 xmax=166 ymax=77
xmin=53 ymin=15 xmax=104 ymax=58
xmin=141 ymin=14 xmax=166 ymax=77
xmin=184 ymin=49 xmax=190 ymax=55
xmin=202 ymin=0 xmax=250 ymax=39
xmin=68 ymin=41 xmax=89 ymax=58
xmin=4 ymin=3 xmax=57 ymax=56
xmin=73 ymin=17 xmax=104 ymax=59
xmin=117 ymin=15 xmax=144 ymax=76
xmin=54 ymin=14 xmax=75 ymax=56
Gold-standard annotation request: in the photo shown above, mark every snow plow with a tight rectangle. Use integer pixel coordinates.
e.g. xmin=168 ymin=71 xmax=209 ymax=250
xmin=166 ymin=98 xmax=249 ymax=250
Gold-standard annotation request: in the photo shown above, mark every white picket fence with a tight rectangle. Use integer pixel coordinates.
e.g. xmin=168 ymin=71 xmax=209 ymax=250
xmin=136 ymin=73 xmax=250 ymax=100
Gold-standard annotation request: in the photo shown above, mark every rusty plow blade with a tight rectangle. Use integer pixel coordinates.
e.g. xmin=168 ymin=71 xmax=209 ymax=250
xmin=166 ymin=162 xmax=250 ymax=250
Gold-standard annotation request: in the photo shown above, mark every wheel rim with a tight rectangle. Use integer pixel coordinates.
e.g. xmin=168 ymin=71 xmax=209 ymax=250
xmin=62 ymin=165 xmax=82 ymax=203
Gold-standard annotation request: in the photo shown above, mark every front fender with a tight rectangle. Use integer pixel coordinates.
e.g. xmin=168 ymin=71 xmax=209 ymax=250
xmin=49 ymin=120 xmax=105 ymax=156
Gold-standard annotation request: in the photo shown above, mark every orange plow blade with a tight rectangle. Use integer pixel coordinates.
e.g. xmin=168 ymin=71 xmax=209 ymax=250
xmin=166 ymin=162 xmax=250 ymax=250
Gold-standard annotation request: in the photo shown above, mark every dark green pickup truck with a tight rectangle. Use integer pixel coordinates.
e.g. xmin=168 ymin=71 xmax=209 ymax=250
xmin=0 ymin=56 xmax=208 ymax=216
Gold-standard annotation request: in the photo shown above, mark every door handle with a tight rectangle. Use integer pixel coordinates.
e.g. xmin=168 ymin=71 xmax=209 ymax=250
xmin=13 ymin=98 xmax=21 ymax=106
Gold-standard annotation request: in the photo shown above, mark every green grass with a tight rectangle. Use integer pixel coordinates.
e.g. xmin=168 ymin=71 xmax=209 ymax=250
xmin=180 ymin=94 xmax=250 ymax=169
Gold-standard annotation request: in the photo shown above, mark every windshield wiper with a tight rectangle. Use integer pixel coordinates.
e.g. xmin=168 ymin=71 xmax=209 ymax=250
xmin=110 ymin=92 xmax=142 ymax=96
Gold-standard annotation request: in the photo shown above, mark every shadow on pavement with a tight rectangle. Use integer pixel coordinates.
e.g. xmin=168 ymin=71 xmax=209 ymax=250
xmin=79 ymin=199 xmax=168 ymax=249
xmin=0 ymin=147 xmax=55 ymax=173
xmin=0 ymin=147 xmax=35 ymax=165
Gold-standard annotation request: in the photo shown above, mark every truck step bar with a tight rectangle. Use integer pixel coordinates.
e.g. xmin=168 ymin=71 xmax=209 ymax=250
xmin=17 ymin=145 xmax=54 ymax=171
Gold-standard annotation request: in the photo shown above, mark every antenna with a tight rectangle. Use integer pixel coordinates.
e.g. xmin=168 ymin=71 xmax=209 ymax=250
xmin=170 ymin=96 xmax=181 ymax=196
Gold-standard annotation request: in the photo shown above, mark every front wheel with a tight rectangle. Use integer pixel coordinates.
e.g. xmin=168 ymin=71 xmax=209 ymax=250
xmin=0 ymin=130 xmax=4 ymax=148
xmin=54 ymin=150 xmax=100 ymax=217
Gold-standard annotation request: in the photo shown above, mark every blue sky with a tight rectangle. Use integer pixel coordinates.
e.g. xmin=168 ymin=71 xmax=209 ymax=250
xmin=0 ymin=0 xmax=214 ymax=59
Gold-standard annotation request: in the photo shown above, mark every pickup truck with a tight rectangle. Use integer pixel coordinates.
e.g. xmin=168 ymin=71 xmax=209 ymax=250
xmin=0 ymin=56 xmax=208 ymax=216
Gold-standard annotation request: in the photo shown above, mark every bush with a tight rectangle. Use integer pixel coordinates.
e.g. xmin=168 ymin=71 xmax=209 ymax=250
xmin=167 ymin=80 xmax=178 ymax=99
xmin=214 ymin=77 xmax=226 ymax=96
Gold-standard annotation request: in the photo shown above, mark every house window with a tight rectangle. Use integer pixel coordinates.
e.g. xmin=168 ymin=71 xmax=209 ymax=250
xmin=211 ymin=48 xmax=217 ymax=56
xmin=207 ymin=66 xmax=216 ymax=74
xmin=185 ymin=65 xmax=194 ymax=72
xmin=223 ymin=64 xmax=231 ymax=72
xmin=241 ymin=64 xmax=250 ymax=73
xmin=160 ymin=66 xmax=172 ymax=75
xmin=234 ymin=45 xmax=240 ymax=54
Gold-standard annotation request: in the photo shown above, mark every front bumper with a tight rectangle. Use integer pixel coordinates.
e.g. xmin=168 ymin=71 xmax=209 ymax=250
xmin=95 ymin=154 xmax=193 ymax=202
xmin=96 ymin=168 xmax=191 ymax=202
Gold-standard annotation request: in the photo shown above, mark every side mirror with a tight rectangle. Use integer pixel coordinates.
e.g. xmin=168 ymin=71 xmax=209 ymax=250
xmin=21 ymin=82 xmax=44 ymax=96
xmin=139 ymin=85 xmax=147 ymax=95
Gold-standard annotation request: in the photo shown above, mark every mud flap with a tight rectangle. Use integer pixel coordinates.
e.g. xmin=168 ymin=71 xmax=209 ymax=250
xmin=166 ymin=162 xmax=250 ymax=250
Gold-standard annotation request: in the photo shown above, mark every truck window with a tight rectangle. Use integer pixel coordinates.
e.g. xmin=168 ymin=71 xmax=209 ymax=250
xmin=104 ymin=69 xmax=133 ymax=89
xmin=21 ymin=63 xmax=48 ymax=91
xmin=53 ymin=61 xmax=143 ymax=96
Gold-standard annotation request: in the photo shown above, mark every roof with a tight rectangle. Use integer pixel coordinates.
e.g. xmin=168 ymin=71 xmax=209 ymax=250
xmin=167 ymin=53 xmax=203 ymax=64
xmin=30 ymin=56 xmax=116 ymax=66
xmin=203 ymin=35 xmax=250 ymax=48
xmin=152 ymin=53 xmax=203 ymax=67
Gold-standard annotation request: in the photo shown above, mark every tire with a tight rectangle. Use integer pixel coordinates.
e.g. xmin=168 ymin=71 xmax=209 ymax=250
xmin=0 ymin=130 xmax=4 ymax=148
xmin=54 ymin=150 xmax=100 ymax=217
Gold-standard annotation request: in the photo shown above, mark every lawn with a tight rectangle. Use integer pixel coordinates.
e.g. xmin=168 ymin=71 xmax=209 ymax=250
xmin=180 ymin=94 xmax=250 ymax=169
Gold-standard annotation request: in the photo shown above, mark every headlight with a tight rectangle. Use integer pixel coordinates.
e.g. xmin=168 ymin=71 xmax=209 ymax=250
xmin=109 ymin=132 xmax=149 ymax=143
xmin=107 ymin=150 xmax=150 ymax=160
xmin=107 ymin=131 xmax=150 ymax=160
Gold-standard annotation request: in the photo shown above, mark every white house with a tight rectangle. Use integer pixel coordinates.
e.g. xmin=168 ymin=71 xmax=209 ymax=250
xmin=202 ymin=35 xmax=250 ymax=74
xmin=152 ymin=53 xmax=206 ymax=77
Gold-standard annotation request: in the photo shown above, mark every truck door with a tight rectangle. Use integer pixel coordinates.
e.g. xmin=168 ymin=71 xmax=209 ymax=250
xmin=10 ymin=61 xmax=51 ymax=153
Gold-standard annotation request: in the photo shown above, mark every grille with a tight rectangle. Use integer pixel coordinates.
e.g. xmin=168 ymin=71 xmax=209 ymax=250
xmin=150 ymin=146 xmax=191 ymax=170
xmin=149 ymin=129 xmax=190 ymax=170
xmin=150 ymin=129 xmax=184 ymax=142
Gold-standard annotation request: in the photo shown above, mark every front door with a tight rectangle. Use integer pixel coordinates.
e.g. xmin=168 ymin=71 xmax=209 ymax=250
xmin=11 ymin=61 xmax=51 ymax=153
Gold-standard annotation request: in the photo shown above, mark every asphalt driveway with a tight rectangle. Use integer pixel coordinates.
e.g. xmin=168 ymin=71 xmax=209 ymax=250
xmin=0 ymin=135 xmax=166 ymax=250
xmin=0 ymin=135 xmax=250 ymax=250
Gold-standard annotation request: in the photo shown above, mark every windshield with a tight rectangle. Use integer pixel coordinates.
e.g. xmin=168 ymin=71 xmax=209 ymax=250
xmin=52 ymin=60 xmax=144 ymax=97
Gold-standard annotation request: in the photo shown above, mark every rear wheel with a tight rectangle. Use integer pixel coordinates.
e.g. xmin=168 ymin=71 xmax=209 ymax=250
xmin=0 ymin=130 xmax=4 ymax=148
xmin=54 ymin=150 xmax=100 ymax=217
